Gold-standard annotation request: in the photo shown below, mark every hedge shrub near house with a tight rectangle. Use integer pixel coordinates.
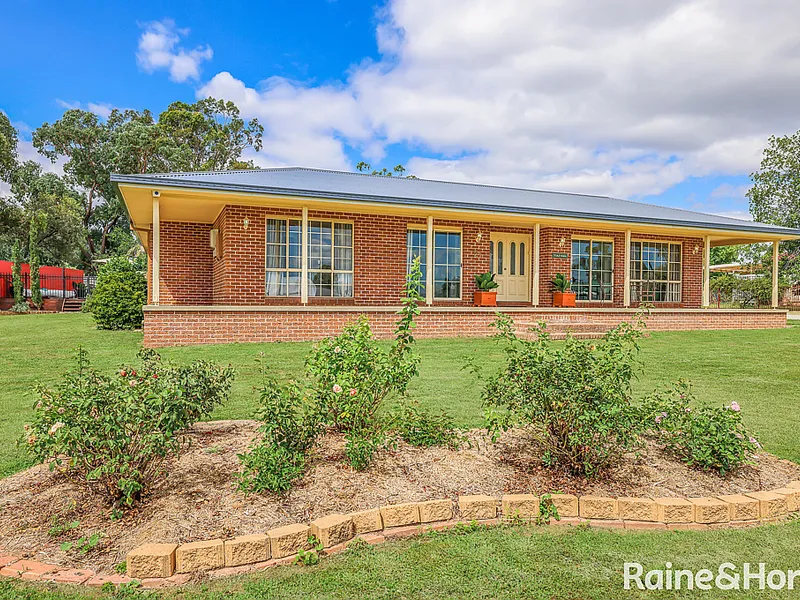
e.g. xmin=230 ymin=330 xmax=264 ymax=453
xmin=86 ymin=257 xmax=147 ymax=330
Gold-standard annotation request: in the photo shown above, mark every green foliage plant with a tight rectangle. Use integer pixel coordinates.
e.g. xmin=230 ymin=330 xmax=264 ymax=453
xmin=24 ymin=348 xmax=234 ymax=508
xmin=478 ymin=310 xmax=648 ymax=478
xmin=11 ymin=239 xmax=24 ymax=305
xmin=474 ymin=272 xmax=500 ymax=291
xmin=29 ymin=216 xmax=43 ymax=309
xmin=85 ymin=258 xmax=147 ymax=329
xmin=550 ymin=272 xmax=571 ymax=292
xmin=640 ymin=381 xmax=759 ymax=475
xmin=390 ymin=400 xmax=460 ymax=448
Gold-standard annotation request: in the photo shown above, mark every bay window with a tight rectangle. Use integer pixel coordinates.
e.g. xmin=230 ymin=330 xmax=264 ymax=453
xmin=571 ymin=239 xmax=613 ymax=301
xmin=630 ymin=241 xmax=681 ymax=302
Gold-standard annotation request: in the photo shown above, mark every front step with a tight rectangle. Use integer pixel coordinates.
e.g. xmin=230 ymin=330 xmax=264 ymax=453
xmin=62 ymin=299 xmax=85 ymax=312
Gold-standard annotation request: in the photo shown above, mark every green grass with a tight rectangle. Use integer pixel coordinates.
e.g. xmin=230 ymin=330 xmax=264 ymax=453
xmin=4 ymin=522 xmax=800 ymax=599
xmin=3 ymin=313 xmax=800 ymax=476
xmin=2 ymin=313 xmax=800 ymax=599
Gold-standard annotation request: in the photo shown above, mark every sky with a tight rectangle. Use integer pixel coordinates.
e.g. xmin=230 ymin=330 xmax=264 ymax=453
xmin=3 ymin=0 xmax=800 ymax=220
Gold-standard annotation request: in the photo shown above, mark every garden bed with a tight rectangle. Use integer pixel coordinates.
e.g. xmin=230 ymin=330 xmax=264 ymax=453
xmin=1 ymin=419 xmax=799 ymax=573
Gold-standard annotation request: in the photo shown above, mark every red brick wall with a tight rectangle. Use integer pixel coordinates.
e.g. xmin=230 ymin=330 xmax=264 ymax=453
xmin=148 ymin=221 xmax=213 ymax=305
xmin=143 ymin=307 xmax=787 ymax=347
xmin=147 ymin=204 xmax=706 ymax=309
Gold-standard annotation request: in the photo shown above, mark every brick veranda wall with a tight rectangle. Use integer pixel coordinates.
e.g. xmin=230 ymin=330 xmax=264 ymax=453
xmin=142 ymin=308 xmax=787 ymax=347
xmin=151 ymin=205 xmax=707 ymax=309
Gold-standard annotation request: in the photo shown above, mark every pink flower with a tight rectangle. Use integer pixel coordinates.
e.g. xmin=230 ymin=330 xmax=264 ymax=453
xmin=684 ymin=407 xmax=691 ymax=413
xmin=333 ymin=384 xmax=343 ymax=393
xmin=750 ymin=437 xmax=761 ymax=448
xmin=730 ymin=402 xmax=741 ymax=412
xmin=349 ymin=388 xmax=357 ymax=396
xmin=130 ymin=380 xmax=138 ymax=387
xmin=655 ymin=416 xmax=662 ymax=424
xmin=58 ymin=407 xmax=65 ymax=414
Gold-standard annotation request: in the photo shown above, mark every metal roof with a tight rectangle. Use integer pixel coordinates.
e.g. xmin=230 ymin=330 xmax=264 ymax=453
xmin=111 ymin=167 xmax=800 ymax=237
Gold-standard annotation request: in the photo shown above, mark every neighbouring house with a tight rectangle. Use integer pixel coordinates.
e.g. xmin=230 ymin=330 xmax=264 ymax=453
xmin=111 ymin=168 xmax=800 ymax=347
xmin=0 ymin=261 xmax=86 ymax=311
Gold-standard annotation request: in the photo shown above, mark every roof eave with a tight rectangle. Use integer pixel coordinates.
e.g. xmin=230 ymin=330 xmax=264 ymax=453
xmin=111 ymin=174 xmax=800 ymax=239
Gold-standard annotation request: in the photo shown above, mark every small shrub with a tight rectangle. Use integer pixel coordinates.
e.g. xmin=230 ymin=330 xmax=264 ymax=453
xmin=344 ymin=427 xmax=386 ymax=471
xmin=25 ymin=348 xmax=234 ymax=507
xmin=61 ymin=532 xmax=104 ymax=555
xmin=640 ymin=381 xmax=759 ymax=475
xmin=86 ymin=258 xmax=147 ymax=330
xmin=10 ymin=301 xmax=29 ymax=314
xmin=48 ymin=516 xmax=80 ymax=538
xmin=476 ymin=310 xmax=648 ymax=478
xmin=306 ymin=258 xmax=423 ymax=434
xmin=238 ymin=442 xmax=306 ymax=494
xmin=237 ymin=369 xmax=322 ymax=494
xmin=391 ymin=400 xmax=460 ymax=448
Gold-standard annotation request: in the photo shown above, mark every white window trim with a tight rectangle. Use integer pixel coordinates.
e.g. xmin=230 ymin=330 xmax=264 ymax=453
xmin=571 ymin=237 xmax=615 ymax=303
xmin=411 ymin=227 xmax=462 ymax=301
xmin=629 ymin=239 xmax=683 ymax=303
xmin=307 ymin=218 xmax=355 ymax=298
xmin=264 ymin=215 xmax=303 ymax=298
xmin=264 ymin=216 xmax=355 ymax=299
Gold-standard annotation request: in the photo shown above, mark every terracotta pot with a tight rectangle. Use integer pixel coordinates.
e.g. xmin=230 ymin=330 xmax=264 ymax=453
xmin=553 ymin=291 xmax=577 ymax=308
xmin=474 ymin=290 xmax=498 ymax=307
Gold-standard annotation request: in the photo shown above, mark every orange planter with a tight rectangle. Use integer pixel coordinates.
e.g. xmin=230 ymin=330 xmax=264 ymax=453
xmin=553 ymin=291 xmax=577 ymax=307
xmin=474 ymin=291 xmax=498 ymax=307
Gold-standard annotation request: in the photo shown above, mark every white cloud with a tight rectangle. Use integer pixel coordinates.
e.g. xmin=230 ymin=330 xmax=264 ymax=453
xmin=137 ymin=19 xmax=212 ymax=83
xmin=56 ymin=99 xmax=118 ymax=119
xmin=196 ymin=0 xmax=800 ymax=201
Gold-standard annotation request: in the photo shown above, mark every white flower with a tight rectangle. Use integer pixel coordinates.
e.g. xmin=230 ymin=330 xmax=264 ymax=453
xmin=48 ymin=422 xmax=65 ymax=436
xmin=333 ymin=384 xmax=343 ymax=393
xmin=334 ymin=346 xmax=341 ymax=354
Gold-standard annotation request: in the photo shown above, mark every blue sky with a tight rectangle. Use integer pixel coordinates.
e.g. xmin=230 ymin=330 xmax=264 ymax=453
xmin=3 ymin=0 xmax=799 ymax=220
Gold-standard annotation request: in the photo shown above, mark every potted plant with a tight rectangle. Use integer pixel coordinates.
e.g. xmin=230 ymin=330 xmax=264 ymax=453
xmin=551 ymin=273 xmax=576 ymax=307
xmin=474 ymin=272 xmax=499 ymax=306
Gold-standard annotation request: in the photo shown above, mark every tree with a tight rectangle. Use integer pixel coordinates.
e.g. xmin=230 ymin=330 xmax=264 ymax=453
xmin=11 ymin=239 xmax=23 ymax=305
xmin=155 ymin=98 xmax=263 ymax=171
xmin=356 ymin=162 xmax=415 ymax=178
xmin=0 ymin=111 xmax=18 ymax=184
xmin=747 ymin=131 xmax=800 ymax=281
xmin=29 ymin=215 xmax=42 ymax=309
xmin=710 ymin=246 xmax=741 ymax=265
xmin=32 ymin=98 xmax=264 ymax=266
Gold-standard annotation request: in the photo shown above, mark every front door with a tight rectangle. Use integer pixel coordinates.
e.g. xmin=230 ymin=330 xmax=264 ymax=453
xmin=490 ymin=233 xmax=531 ymax=302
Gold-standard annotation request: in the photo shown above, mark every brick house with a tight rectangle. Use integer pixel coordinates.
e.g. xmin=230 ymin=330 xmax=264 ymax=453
xmin=111 ymin=168 xmax=799 ymax=347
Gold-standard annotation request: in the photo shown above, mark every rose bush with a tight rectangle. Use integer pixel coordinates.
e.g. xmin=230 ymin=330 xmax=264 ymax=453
xmin=25 ymin=348 xmax=234 ymax=507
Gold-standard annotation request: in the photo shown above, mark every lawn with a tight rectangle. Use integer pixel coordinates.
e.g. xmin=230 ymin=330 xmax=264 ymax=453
xmin=2 ymin=313 xmax=800 ymax=477
xmin=2 ymin=313 xmax=800 ymax=599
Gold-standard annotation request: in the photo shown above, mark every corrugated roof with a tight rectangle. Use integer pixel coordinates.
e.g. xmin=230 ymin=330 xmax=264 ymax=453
xmin=111 ymin=167 xmax=800 ymax=237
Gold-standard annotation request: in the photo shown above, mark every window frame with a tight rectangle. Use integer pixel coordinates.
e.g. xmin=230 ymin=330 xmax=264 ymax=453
xmin=264 ymin=216 xmax=355 ymax=299
xmin=570 ymin=236 xmax=615 ymax=303
xmin=264 ymin=216 xmax=303 ymax=297
xmin=307 ymin=218 xmax=355 ymax=298
xmin=429 ymin=226 xmax=462 ymax=301
xmin=406 ymin=226 xmax=428 ymax=297
xmin=629 ymin=239 xmax=683 ymax=303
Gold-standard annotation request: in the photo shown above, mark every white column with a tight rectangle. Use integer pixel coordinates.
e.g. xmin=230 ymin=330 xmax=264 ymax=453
xmin=532 ymin=223 xmax=541 ymax=306
xmin=623 ymin=229 xmax=631 ymax=307
xmin=425 ymin=216 xmax=434 ymax=305
xmin=772 ymin=240 xmax=780 ymax=308
xmin=152 ymin=195 xmax=160 ymax=305
xmin=301 ymin=207 xmax=309 ymax=305
xmin=702 ymin=236 xmax=711 ymax=307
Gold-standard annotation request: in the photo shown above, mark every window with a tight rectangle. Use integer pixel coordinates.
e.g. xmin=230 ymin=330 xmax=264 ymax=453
xmin=308 ymin=220 xmax=353 ymax=297
xmin=630 ymin=241 xmax=681 ymax=302
xmin=265 ymin=218 xmax=354 ymax=298
xmin=406 ymin=229 xmax=427 ymax=296
xmin=265 ymin=218 xmax=302 ymax=296
xmin=433 ymin=231 xmax=461 ymax=299
xmin=571 ymin=239 xmax=613 ymax=301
